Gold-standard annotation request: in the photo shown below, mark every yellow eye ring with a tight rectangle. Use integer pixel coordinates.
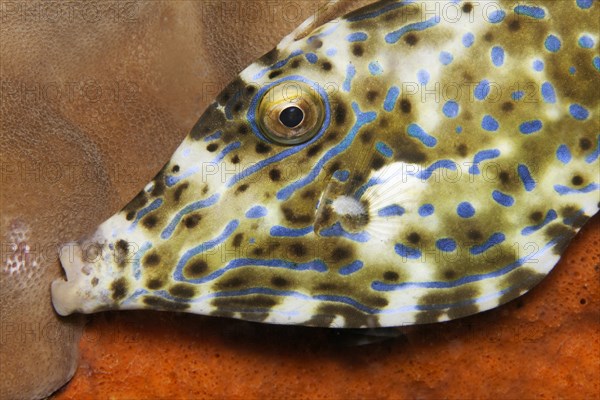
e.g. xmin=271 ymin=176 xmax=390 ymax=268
xmin=256 ymin=80 xmax=325 ymax=145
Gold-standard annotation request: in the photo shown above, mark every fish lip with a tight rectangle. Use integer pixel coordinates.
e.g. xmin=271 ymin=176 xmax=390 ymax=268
xmin=51 ymin=242 xmax=89 ymax=316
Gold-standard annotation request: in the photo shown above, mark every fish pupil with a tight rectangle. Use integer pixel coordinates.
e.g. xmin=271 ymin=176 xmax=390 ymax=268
xmin=279 ymin=106 xmax=304 ymax=128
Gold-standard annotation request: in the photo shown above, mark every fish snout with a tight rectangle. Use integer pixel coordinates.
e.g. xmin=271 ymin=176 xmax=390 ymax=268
xmin=51 ymin=240 xmax=104 ymax=316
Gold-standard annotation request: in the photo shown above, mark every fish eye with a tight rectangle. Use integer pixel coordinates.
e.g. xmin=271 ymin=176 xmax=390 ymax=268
xmin=256 ymin=81 xmax=325 ymax=145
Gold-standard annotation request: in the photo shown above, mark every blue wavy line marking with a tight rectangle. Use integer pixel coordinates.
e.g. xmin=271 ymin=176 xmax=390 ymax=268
xmin=556 ymin=144 xmax=571 ymax=164
xmin=123 ymin=288 xmax=148 ymax=305
xmin=270 ymin=225 xmax=312 ymax=237
xmin=342 ymin=63 xmax=356 ymax=92
xmin=395 ymin=243 xmax=422 ymax=259
xmin=385 ymin=17 xmax=440 ymax=44
xmin=554 ymin=183 xmax=599 ymax=195
xmin=346 ymin=0 xmax=412 ymax=22
xmin=129 ymin=199 xmax=162 ymax=231
xmin=522 ymin=209 xmax=557 ymax=236
xmin=165 ymin=143 xmax=238 ymax=187
xmin=276 ymin=102 xmax=376 ymax=201
xmin=174 ymin=257 xmax=327 ymax=285
xmin=376 ymin=141 xmax=393 ymax=157
xmin=245 ymin=205 xmax=268 ymax=219
xmin=407 ymin=124 xmax=437 ymax=147
xmin=383 ymin=86 xmax=400 ymax=112
xmin=252 ymin=49 xmax=303 ymax=80
xmin=518 ymin=164 xmax=536 ymax=191
xmin=378 ymin=205 xmax=405 ymax=217
xmin=160 ymin=194 xmax=220 ymax=239
xmin=586 ymin=135 xmax=600 ymax=164
xmin=373 ymin=236 xmax=558 ymax=292
xmin=131 ymin=241 xmax=152 ymax=281
xmin=468 ymin=149 xmax=500 ymax=174
xmin=234 ymin=76 xmax=331 ymax=188
xmin=338 ymin=260 xmax=364 ymax=276
xmin=415 ymin=159 xmax=456 ymax=180
xmin=320 ymin=222 xmax=370 ymax=243
xmin=347 ymin=32 xmax=368 ymax=42
xmin=173 ymin=220 xmax=239 ymax=279
xmin=354 ymin=177 xmax=381 ymax=198
xmin=514 ymin=5 xmax=546 ymax=19
xmin=470 ymin=232 xmax=505 ymax=255
xmin=492 ymin=190 xmax=515 ymax=207
xmin=165 ymin=166 xmax=200 ymax=187
xmin=203 ymin=131 xmax=222 ymax=142
xmin=307 ymin=24 xmax=339 ymax=43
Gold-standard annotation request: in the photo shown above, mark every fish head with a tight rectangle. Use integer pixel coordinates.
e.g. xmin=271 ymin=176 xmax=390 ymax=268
xmin=52 ymin=0 xmax=599 ymax=328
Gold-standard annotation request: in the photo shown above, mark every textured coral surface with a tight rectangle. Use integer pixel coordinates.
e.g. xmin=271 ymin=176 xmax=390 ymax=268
xmin=54 ymin=215 xmax=599 ymax=399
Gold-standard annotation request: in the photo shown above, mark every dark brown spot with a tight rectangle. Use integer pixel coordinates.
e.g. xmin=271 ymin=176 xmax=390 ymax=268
xmin=269 ymin=168 xmax=281 ymax=181
xmin=288 ymin=243 xmax=306 ymax=257
xmin=530 ymin=211 xmax=543 ymax=222
xmin=190 ymin=102 xmax=227 ymax=140
xmin=404 ymin=33 xmax=418 ymax=46
xmin=147 ymin=278 xmax=164 ymax=290
xmin=256 ymin=142 xmax=271 ymax=154
xmin=443 ymin=270 xmax=456 ymax=279
xmin=236 ymin=184 xmax=249 ymax=193
xmin=91 ymin=277 xmax=99 ymax=287
xmin=371 ymin=156 xmax=385 ymax=170
xmin=580 ymin=138 xmax=592 ymax=150
xmin=499 ymin=171 xmax=510 ymax=184
xmin=400 ymin=99 xmax=411 ymax=113
xmin=271 ymin=276 xmax=289 ymax=287
xmin=322 ymin=61 xmax=332 ymax=71
xmin=360 ymin=130 xmax=373 ymax=144
xmin=184 ymin=214 xmax=201 ymax=228
xmin=468 ymin=230 xmax=483 ymax=241
xmin=173 ymin=182 xmax=189 ymax=202
xmin=457 ymin=144 xmax=468 ymax=157
xmin=245 ymin=85 xmax=256 ymax=96
xmin=268 ymin=70 xmax=282 ymax=79
xmin=171 ymin=165 xmax=180 ymax=173
xmin=231 ymin=154 xmax=240 ymax=164
xmin=508 ymin=19 xmax=520 ymax=31
xmin=144 ymin=252 xmax=160 ymax=267
xmin=126 ymin=211 xmax=135 ymax=221
xmin=484 ymin=32 xmax=493 ymax=42
xmin=383 ymin=271 xmax=399 ymax=281
xmin=169 ymin=284 xmax=196 ymax=298
xmin=143 ymin=296 xmax=189 ymax=311
xmin=366 ymin=90 xmax=378 ymax=102
xmin=502 ymin=102 xmax=514 ymax=112
xmin=211 ymin=295 xmax=278 ymax=310
xmin=302 ymin=189 xmax=315 ymax=199
xmin=238 ymin=125 xmax=249 ymax=135
xmin=111 ymin=278 xmax=128 ymax=301
xmin=312 ymin=39 xmax=323 ymax=49
xmin=407 ymin=232 xmax=420 ymax=244
xmin=232 ymin=233 xmax=243 ymax=247
xmin=207 ymin=143 xmax=218 ymax=152
xmin=290 ymin=59 xmax=300 ymax=68
xmin=331 ymin=246 xmax=351 ymax=261
xmin=572 ymin=175 xmax=584 ymax=186
xmin=216 ymin=277 xmax=246 ymax=290
xmin=462 ymin=2 xmax=473 ymax=13
xmin=307 ymin=144 xmax=322 ymax=157
xmin=260 ymin=48 xmax=279 ymax=64
xmin=546 ymin=224 xmax=576 ymax=255
xmin=232 ymin=102 xmax=243 ymax=113
xmin=142 ymin=215 xmax=158 ymax=229
xmin=282 ymin=207 xmax=311 ymax=224
xmin=352 ymin=43 xmax=364 ymax=56
xmin=335 ymin=103 xmax=347 ymax=125
xmin=186 ymin=260 xmax=208 ymax=277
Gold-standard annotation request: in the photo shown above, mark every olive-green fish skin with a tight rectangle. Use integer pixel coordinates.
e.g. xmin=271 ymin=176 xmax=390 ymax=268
xmin=52 ymin=0 xmax=599 ymax=328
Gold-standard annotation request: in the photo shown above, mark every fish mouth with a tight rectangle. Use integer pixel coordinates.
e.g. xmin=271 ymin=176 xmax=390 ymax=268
xmin=51 ymin=242 xmax=92 ymax=316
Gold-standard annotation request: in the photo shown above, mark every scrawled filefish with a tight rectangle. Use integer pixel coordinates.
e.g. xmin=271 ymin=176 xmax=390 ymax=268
xmin=52 ymin=0 xmax=599 ymax=328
